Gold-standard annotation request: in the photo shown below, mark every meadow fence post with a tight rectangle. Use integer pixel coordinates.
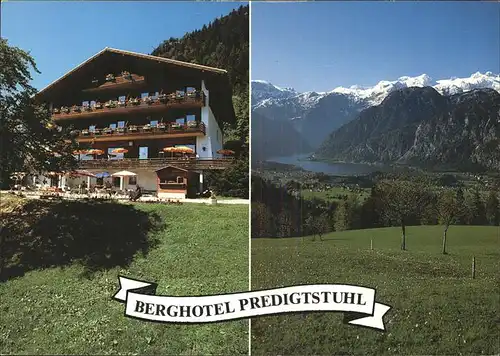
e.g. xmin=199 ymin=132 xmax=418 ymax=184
xmin=472 ymin=256 xmax=476 ymax=279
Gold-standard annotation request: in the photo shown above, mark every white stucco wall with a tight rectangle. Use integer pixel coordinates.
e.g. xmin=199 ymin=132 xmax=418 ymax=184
xmin=196 ymin=80 xmax=223 ymax=159
xmin=31 ymin=169 xmax=159 ymax=192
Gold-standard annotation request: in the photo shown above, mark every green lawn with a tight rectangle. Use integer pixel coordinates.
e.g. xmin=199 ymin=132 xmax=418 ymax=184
xmin=0 ymin=200 xmax=249 ymax=355
xmin=251 ymin=225 xmax=500 ymax=355
xmin=301 ymin=186 xmax=371 ymax=202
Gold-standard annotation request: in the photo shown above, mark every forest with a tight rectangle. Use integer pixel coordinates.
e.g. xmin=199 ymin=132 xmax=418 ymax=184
xmin=252 ymin=172 xmax=500 ymax=250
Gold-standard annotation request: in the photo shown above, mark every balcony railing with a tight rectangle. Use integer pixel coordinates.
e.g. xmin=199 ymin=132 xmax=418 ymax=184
xmin=159 ymin=183 xmax=187 ymax=190
xmin=52 ymin=92 xmax=204 ymax=121
xmin=78 ymin=157 xmax=234 ymax=170
xmin=75 ymin=122 xmax=206 ymax=141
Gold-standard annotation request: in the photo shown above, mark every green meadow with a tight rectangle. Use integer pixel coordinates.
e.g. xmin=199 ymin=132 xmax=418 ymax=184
xmin=251 ymin=225 xmax=500 ymax=355
xmin=301 ymin=186 xmax=371 ymax=202
xmin=0 ymin=198 xmax=248 ymax=355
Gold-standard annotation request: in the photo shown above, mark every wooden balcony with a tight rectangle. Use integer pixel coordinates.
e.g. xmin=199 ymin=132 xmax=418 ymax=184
xmin=82 ymin=73 xmax=146 ymax=94
xmin=76 ymin=122 xmax=206 ymax=142
xmin=52 ymin=94 xmax=204 ymax=122
xmin=77 ymin=157 xmax=234 ymax=170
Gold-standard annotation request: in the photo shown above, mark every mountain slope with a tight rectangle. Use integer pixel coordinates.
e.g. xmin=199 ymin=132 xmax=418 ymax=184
xmin=316 ymin=87 xmax=500 ymax=171
xmin=252 ymin=87 xmax=365 ymax=147
xmin=290 ymin=92 xmax=365 ymax=147
xmin=251 ymin=112 xmax=312 ymax=162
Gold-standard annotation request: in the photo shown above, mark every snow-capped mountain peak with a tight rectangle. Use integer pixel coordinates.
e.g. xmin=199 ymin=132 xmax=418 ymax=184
xmin=434 ymin=71 xmax=500 ymax=95
xmin=327 ymin=72 xmax=499 ymax=105
xmin=330 ymin=73 xmax=435 ymax=105
xmin=251 ymin=80 xmax=297 ymax=104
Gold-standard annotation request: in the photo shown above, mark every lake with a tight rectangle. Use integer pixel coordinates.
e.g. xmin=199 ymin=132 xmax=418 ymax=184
xmin=265 ymin=154 xmax=398 ymax=176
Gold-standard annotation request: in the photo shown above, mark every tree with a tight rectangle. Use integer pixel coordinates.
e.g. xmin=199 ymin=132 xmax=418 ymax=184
xmin=485 ymin=191 xmax=500 ymax=226
xmin=334 ymin=199 xmax=349 ymax=232
xmin=205 ymin=157 xmax=249 ymax=198
xmin=305 ymin=213 xmax=329 ymax=241
xmin=466 ymin=188 xmax=487 ymax=225
xmin=0 ymin=39 xmax=77 ymax=188
xmin=454 ymin=187 xmax=467 ymax=224
xmin=376 ymin=178 xmax=431 ymax=250
xmin=276 ymin=210 xmax=292 ymax=237
xmin=360 ymin=186 xmax=382 ymax=229
xmin=436 ymin=189 xmax=461 ymax=254
xmin=251 ymin=202 xmax=274 ymax=238
xmin=334 ymin=195 xmax=360 ymax=232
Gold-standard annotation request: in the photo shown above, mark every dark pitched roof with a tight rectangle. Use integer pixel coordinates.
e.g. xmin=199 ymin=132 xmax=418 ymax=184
xmin=37 ymin=47 xmax=227 ymax=96
xmin=35 ymin=47 xmax=236 ymax=126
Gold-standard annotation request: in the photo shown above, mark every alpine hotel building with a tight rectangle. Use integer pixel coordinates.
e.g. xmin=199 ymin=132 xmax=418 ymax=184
xmin=34 ymin=48 xmax=236 ymax=199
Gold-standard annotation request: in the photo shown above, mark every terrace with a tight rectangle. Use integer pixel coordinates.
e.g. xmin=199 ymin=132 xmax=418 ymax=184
xmin=75 ymin=121 xmax=206 ymax=142
xmin=77 ymin=157 xmax=234 ymax=170
xmin=52 ymin=91 xmax=204 ymax=122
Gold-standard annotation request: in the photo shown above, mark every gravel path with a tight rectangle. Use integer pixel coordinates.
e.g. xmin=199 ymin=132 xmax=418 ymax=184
xmin=2 ymin=191 xmax=249 ymax=205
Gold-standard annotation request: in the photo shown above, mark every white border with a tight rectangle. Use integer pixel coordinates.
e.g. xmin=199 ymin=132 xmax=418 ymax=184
xmin=248 ymin=2 xmax=253 ymax=355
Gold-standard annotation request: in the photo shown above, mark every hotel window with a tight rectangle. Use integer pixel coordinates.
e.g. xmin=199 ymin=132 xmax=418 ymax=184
xmin=118 ymin=121 xmax=125 ymax=128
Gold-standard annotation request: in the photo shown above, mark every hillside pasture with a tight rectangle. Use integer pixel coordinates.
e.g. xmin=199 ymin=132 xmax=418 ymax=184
xmin=251 ymin=225 xmax=500 ymax=355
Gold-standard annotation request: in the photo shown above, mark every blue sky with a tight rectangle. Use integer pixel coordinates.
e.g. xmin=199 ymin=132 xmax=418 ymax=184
xmin=1 ymin=1 xmax=246 ymax=90
xmin=252 ymin=1 xmax=500 ymax=92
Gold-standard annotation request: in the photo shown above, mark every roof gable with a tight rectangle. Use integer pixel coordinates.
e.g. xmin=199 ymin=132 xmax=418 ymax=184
xmin=36 ymin=47 xmax=227 ymax=98
xmin=155 ymin=165 xmax=189 ymax=173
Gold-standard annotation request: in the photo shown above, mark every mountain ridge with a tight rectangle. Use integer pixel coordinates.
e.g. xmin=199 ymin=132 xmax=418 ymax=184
xmin=251 ymin=71 xmax=500 ymax=149
xmin=253 ymin=71 xmax=500 ymax=108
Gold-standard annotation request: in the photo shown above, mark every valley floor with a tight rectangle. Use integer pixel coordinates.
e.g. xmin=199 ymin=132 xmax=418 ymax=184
xmin=251 ymin=225 xmax=500 ymax=355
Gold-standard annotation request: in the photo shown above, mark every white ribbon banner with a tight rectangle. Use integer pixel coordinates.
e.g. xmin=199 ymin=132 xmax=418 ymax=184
xmin=114 ymin=276 xmax=391 ymax=330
